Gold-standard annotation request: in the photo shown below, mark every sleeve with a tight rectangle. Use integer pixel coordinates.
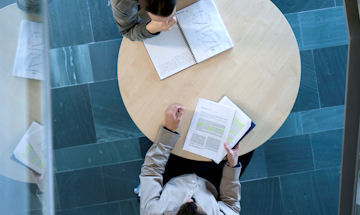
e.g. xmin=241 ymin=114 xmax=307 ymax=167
xmin=110 ymin=0 xmax=159 ymax=41
xmin=218 ymin=163 xmax=242 ymax=215
xmin=139 ymin=127 xmax=180 ymax=214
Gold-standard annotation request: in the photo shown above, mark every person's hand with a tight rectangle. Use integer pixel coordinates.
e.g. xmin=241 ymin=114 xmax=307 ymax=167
xmin=224 ymin=143 xmax=241 ymax=167
xmin=165 ymin=104 xmax=184 ymax=132
xmin=146 ymin=17 xmax=177 ymax=34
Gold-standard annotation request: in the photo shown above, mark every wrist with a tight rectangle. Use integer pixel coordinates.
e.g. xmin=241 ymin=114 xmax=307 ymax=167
xmin=146 ymin=22 xmax=158 ymax=34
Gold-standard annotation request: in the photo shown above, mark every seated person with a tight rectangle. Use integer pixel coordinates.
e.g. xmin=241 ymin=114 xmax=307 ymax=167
xmin=110 ymin=0 xmax=177 ymax=41
xmin=140 ymin=104 xmax=246 ymax=215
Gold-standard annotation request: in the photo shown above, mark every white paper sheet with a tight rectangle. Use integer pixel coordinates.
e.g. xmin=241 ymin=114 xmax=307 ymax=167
xmin=176 ymin=0 xmax=233 ymax=63
xmin=13 ymin=20 xmax=44 ymax=80
xmin=143 ymin=24 xmax=196 ymax=80
xmin=183 ymin=98 xmax=235 ymax=163
xmin=219 ymin=96 xmax=252 ymax=159
xmin=13 ymin=121 xmax=45 ymax=174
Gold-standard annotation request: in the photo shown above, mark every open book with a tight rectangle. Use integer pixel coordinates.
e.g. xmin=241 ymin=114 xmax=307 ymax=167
xmin=144 ymin=0 xmax=233 ymax=80
xmin=183 ymin=97 xmax=255 ymax=164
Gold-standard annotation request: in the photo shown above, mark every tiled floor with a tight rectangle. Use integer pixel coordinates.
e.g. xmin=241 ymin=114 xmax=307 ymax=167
xmin=48 ymin=0 xmax=348 ymax=214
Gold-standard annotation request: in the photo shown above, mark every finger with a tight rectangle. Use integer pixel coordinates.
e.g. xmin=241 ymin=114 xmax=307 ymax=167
xmin=176 ymin=109 xmax=184 ymax=120
xmin=234 ymin=144 xmax=240 ymax=152
xmin=224 ymin=142 xmax=231 ymax=154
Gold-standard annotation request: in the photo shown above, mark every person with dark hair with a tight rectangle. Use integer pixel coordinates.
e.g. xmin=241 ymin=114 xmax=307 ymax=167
xmin=110 ymin=0 xmax=178 ymax=41
xmin=140 ymin=104 xmax=243 ymax=215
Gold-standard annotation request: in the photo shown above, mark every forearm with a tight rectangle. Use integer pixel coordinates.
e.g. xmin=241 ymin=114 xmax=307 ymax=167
xmin=140 ymin=127 xmax=180 ymax=212
xmin=219 ymin=164 xmax=242 ymax=214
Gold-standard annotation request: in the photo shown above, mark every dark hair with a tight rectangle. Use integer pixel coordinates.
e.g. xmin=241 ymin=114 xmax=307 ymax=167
xmin=176 ymin=202 xmax=207 ymax=215
xmin=144 ymin=0 xmax=177 ymax=17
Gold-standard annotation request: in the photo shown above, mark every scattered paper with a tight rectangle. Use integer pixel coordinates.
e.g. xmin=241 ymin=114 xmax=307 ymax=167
xmin=13 ymin=121 xmax=45 ymax=175
xmin=13 ymin=20 xmax=44 ymax=80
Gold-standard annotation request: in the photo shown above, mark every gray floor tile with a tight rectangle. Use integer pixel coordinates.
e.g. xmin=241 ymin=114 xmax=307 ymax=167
xmin=240 ymin=145 xmax=267 ymax=181
xmin=87 ymin=0 xmax=122 ymax=41
xmin=119 ymin=199 xmax=140 ymax=215
xmin=271 ymin=0 xmax=334 ymax=14
xmin=271 ymin=112 xmax=303 ymax=139
xmin=56 ymin=167 xmax=106 ymax=209
xmin=89 ymin=39 xmax=122 ymax=82
xmin=314 ymin=45 xmax=347 ymax=107
xmin=57 ymin=202 xmax=120 ymax=215
xmin=0 ymin=175 xmax=41 ymax=214
xmin=55 ymin=138 xmax=142 ymax=172
xmin=102 ymin=160 xmax=143 ymax=201
xmin=299 ymin=7 xmax=348 ymax=50
xmin=311 ymin=129 xmax=343 ymax=169
xmin=285 ymin=13 xmax=303 ymax=50
xmin=301 ymin=105 xmax=344 ymax=134
xmin=280 ymin=168 xmax=340 ymax=215
xmin=241 ymin=177 xmax=282 ymax=215
xmin=89 ymin=80 xmax=143 ymax=142
xmin=48 ymin=0 xmax=93 ymax=48
xmin=50 ymin=45 xmax=94 ymax=88
xmin=336 ymin=0 xmax=344 ymax=5
xmin=264 ymin=135 xmax=314 ymax=176
xmin=0 ymin=0 xmax=16 ymax=9
xmin=52 ymin=84 xmax=96 ymax=149
xmin=292 ymin=50 xmax=320 ymax=112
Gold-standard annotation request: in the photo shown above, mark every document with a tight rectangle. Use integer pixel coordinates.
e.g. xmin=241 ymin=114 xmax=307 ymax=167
xmin=143 ymin=0 xmax=233 ymax=80
xmin=183 ymin=98 xmax=236 ymax=163
xmin=13 ymin=20 xmax=44 ymax=80
xmin=13 ymin=122 xmax=45 ymax=175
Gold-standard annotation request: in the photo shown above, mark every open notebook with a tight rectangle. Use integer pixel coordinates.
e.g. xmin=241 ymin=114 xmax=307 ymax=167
xmin=144 ymin=0 xmax=233 ymax=80
xmin=183 ymin=97 xmax=255 ymax=164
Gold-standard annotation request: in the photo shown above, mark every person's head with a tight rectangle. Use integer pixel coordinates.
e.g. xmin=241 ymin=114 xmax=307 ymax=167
xmin=144 ymin=0 xmax=177 ymax=23
xmin=176 ymin=198 xmax=207 ymax=215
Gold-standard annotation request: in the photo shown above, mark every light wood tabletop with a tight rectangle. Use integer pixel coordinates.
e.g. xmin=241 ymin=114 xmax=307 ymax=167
xmin=117 ymin=0 xmax=301 ymax=161
xmin=0 ymin=4 xmax=42 ymax=183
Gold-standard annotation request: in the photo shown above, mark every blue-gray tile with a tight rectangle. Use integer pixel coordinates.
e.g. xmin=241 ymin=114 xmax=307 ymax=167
xmin=55 ymin=138 xmax=142 ymax=172
xmin=336 ymin=0 xmax=344 ymax=6
xmin=301 ymin=105 xmax=344 ymax=134
xmin=87 ymin=0 xmax=122 ymax=42
xmin=139 ymin=136 xmax=153 ymax=158
xmin=241 ymin=177 xmax=282 ymax=215
xmin=299 ymin=7 xmax=348 ymax=50
xmin=311 ymin=129 xmax=343 ymax=169
xmin=102 ymin=160 xmax=143 ymax=201
xmin=52 ymin=84 xmax=96 ymax=149
xmin=240 ymin=145 xmax=267 ymax=181
xmin=280 ymin=168 xmax=340 ymax=215
xmin=48 ymin=0 xmax=93 ymax=48
xmin=50 ymin=45 xmax=93 ymax=88
xmin=56 ymin=167 xmax=106 ymax=209
xmin=0 ymin=0 xmax=15 ymax=9
xmin=89 ymin=80 xmax=143 ymax=142
xmin=57 ymin=202 xmax=120 ymax=215
xmin=314 ymin=45 xmax=348 ymax=107
xmin=119 ymin=199 xmax=140 ymax=215
xmin=12 ymin=210 xmax=43 ymax=215
xmin=285 ymin=13 xmax=303 ymax=50
xmin=264 ymin=135 xmax=314 ymax=176
xmin=292 ymin=50 xmax=320 ymax=112
xmin=89 ymin=39 xmax=122 ymax=82
xmin=271 ymin=112 xmax=303 ymax=139
xmin=0 ymin=175 xmax=41 ymax=214
xmin=271 ymin=0 xmax=334 ymax=14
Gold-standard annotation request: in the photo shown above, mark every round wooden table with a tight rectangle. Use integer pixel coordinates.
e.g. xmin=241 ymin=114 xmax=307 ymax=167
xmin=117 ymin=0 xmax=301 ymax=161
xmin=0 ymin=4 xmax=42 ymax=183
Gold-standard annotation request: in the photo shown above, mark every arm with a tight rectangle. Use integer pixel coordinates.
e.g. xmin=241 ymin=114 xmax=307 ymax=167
xmin=140 ymin=105 xmax=184 ymax=214
xmin=110 ymin=0 xmax=156 ymax=41
xmin=218 ymin=143 xmax=242 ymax=214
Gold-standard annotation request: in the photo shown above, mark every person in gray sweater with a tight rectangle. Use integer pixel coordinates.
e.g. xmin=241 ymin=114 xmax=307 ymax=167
xmin=140 ymin=104 xmax=242 ymax=214
xmin=110 ymin=0 xmax=178 ymax=41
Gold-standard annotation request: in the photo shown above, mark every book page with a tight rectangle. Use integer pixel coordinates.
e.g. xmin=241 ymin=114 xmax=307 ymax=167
xmin=176 ymin=0 xmax=233 ymax=63
xmin=143 ymin=24 xmax=196 ymax=80
xmin=219 ymin=96 xmax=252 ymax=159
xmin=183 ymin=98 xmax=235 ymax=163
xmin=13 ymin=20 xmax=44 ymax=80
